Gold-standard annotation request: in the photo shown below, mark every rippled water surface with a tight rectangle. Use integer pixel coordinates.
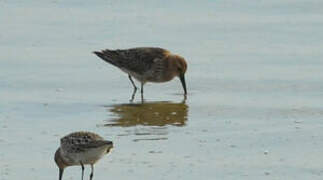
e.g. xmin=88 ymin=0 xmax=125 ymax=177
xmin=1 ymin=0 xmax=323 ymax=179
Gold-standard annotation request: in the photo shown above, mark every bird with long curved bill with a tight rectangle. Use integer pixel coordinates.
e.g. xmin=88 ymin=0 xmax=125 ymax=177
xmin=93 ymin=47 xmax=188 ymax=101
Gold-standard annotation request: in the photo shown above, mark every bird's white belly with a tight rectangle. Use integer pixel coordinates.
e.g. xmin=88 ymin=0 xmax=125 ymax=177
xmin=63 ymin=147 xmax=107 ymax=165
xmin=120 ymin=68 xmax=146 ymax=82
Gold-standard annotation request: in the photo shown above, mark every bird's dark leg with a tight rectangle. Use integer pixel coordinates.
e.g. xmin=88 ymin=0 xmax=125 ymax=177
xmin=80 ymin=162 xmax=84 ymax=180
xmin=128 ymin=75 xmax=137 ymax=102
xmin=140 ymin=82 xmax=144 ymax=102
xmin=128 ymin=75 xmax=137 ymax=91
xmin=89 ymin=164 xmax=94 ymax=180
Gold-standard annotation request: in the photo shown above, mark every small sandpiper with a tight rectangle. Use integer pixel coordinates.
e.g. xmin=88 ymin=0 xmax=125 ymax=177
xmin=93 ymin=47 xmax=188 ymax=101
xmin=54 ymin=131 xmax=113 ymax=180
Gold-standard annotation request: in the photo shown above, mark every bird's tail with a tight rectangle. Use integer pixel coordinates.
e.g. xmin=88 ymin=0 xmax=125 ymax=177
xmin=93 ymin=50 xmax=116 ymax=66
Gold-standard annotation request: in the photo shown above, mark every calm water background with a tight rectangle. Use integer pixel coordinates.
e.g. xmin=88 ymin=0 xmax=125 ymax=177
xmin=1 ymin=0 xmax=323 ymax=179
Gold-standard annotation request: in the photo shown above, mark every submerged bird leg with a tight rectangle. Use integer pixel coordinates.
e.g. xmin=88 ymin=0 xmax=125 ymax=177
xmin=128 ymin=75 xmax=137 ymax=102
xmin=80 ymin=162 xmax=84 ymax=180
xmin=182 ymin=94 xmax=187 ymax=103
xmin=89 ymin=164 xmax=94 ymax=180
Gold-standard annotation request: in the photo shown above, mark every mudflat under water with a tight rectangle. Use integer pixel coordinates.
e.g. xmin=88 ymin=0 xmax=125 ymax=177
xmin=1 ymin=0 xmax=323 ymax=179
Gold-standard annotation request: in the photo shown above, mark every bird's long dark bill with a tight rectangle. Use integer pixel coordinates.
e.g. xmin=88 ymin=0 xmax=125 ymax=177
xmin=179 ymin=74 xmax=187 ymax=95
xmin=59 ymin=168 xmax=64 ymax=180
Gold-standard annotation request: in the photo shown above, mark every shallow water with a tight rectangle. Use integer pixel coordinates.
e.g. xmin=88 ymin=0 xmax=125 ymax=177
xmin=1 ymin=0 xmax=323 ymax=179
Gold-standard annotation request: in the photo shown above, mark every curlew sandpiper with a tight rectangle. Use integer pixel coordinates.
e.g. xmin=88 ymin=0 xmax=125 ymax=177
xmin=93 ymin=47 xmax=187 ymax=101
xmin=54 ymin=131 xmax=113 ymax=180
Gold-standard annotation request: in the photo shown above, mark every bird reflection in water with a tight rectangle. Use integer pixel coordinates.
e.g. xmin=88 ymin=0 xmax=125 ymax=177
xmin=103 ymin=101 xmax=189 ymax=127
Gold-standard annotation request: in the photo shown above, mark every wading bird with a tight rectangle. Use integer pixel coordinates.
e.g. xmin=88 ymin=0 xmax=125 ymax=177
xmin=54 ymin=131 xmax=113 ymax=180
xmin=93 ymin=47 xmax=187 ymax=101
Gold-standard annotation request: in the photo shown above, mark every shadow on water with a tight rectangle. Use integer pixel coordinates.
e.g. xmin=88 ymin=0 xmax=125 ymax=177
xmin=102 ymin=101 xmax=189 ymax=127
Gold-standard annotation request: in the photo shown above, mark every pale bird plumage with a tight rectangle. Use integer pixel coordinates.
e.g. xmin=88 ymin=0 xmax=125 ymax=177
xmin=54 ymin=131 xmax=113 ymax=180
xmin=93 ymin=47 xmax=187 ymax=101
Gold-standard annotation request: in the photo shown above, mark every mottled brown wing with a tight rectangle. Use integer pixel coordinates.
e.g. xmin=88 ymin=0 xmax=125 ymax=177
xmin=61 ymin=137 xmax=111 ymax=153
xmin=60 ymin=132 xmax=103 ymax=144
xmin=95 ymin=47 xmax=168 ymax=75
xmin=60 ymin=132 xmax=106 ymax=153
xmin=72 ymin=140 xmax=112 ymax=152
